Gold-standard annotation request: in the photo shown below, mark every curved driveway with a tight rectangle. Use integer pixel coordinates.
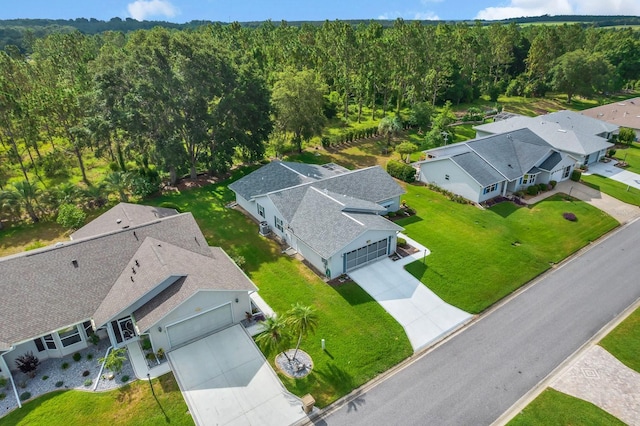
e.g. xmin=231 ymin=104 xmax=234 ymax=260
xmin=318 ymin=219 xmax=640 ymax=426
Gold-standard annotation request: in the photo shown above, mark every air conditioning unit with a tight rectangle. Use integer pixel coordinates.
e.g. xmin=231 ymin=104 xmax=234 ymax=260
xmin=259 ymin=221 xmax=271 ymax=236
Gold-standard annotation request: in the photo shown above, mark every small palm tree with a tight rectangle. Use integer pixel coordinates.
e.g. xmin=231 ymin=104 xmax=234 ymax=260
xmin=98 ymin=347 xmax=127 ymax=375
xmin=256 ymin=316 xmax=292 ymax=362
xmin=11 ymin=180 xmax=41 ymax=223
xmin=378 ymin=116 xmax=402 ymax=152
xmin=104 ymin=171 xmax=130 ymax=202
xmin=285 ymin=303 xmax=318 ymax=362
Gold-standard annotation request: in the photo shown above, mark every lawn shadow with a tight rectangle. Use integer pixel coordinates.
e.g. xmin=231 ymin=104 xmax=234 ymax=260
xmin=314 ymin=362 xmax=356 ymax=397
xmin=395 ymin=214 xmax=423 ymax=226
xmin=486 ymin=201 xmax=522 ymax=218
xmin=329 ymin=282 xmax=377 ymax=306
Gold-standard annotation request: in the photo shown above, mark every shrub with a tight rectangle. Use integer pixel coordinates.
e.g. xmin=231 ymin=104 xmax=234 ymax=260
xmin=42 ymin=375 xmax=49 ymax=381
xmin=570 ymin=170 xmax=582 ymax=182
xmin=563 ymin=212 xmax=577 ymax=221
xmin=20 ymin=392 xmax=31 ymax=401
xmin=158 ymin=202 xmax=181 ymax=213
xmin=72 ymin=352 xmax=82 ymax=362
xmin=397 ymin=237 xmax=407 ymax=247
xmin=15 ymin=352 xmax=40 ymax=377
xmin=526 ymin=185 xmax=539 ymax=196
xmin=141 ymin=337 xmax=152 ymax=351
xmin=120 ymin=375 xmax=130 ymax=383
xmin=84 ymin=379 xmax=92 ymax=387
xmin=55 ymin=381 xmax=64 ymax=388
xmin=321 ymin=136 xmax=330 ymax=148
xmin=57 ymin=204 xmax=87 ymax=230
xmin=0 ymin=376 xmax=7 ymax=388
xmin=40 ymin=150 xmax=71 ymax=179
xmin=386 ymin=160 xmax=416 ymax=183
xmin=0 ymin=392 xmax=5 ymax=401
xmin=87 ymin=353 xmax=94 ymax=361
xmin=549 ymin=180 xmax=557 ymax=189
xmin=88 ymin=334 xmax=100 ymax=346
xmin=99 ymin=347 xmax=128 ymax=374
xmin=608 ymin=149 xmax=616 ymax=158
xmin=538 ymin=183 xmax=548 ymax=192
xmin=61 ymin=362 xmax=70 ymax=370
xmin=82 ymin=370 xmax=90 ymax=377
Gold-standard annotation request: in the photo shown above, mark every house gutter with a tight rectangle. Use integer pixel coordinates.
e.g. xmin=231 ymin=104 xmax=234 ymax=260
xmin=1 ymin=347 xmax=22 ymax=408
xmin=93 ymin=346 xmax=113 ymax=391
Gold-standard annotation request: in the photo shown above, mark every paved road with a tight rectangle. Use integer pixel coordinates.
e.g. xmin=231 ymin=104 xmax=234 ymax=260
xmin=318 ymin=220 xmax=640 ymax=426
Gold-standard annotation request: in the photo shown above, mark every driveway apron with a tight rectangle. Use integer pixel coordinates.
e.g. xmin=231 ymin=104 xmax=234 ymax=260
xmin=586 ymin=160 xmax=640 ymax=190
xmin=168 ymin=325 xmax=304 ymax=426
xmin=348 ymin=234 xmax=472 ymax=352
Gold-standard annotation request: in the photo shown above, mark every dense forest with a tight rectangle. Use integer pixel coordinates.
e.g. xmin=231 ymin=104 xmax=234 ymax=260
xmin=1 ymin=19 xmax=639 ymax=227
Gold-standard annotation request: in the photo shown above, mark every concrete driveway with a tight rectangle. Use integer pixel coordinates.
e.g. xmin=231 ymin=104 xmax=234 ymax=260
xmin=168 ymin=325 xmax=305 ymax=426
xmin=348 ymin=234 xmax=472 ymax=352
xmin=586 ymin=159 xmax=640 ymax=190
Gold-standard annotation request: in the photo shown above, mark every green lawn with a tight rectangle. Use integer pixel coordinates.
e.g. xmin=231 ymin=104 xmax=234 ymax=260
xmin=1 ymin=374 xmax=194 ymax=426
xmin=581 ymin=174 xmax=640 ymax=206
xmin=149 ymin=177 xmax=412 ymax=407
xmin=507 ymin=388 xmax=625 ymax=426
xmin=611 ymin=142 xmax=640 ymax=174
xmin=599 ymin=306 xmax=640 ymax=373
xmin=400 ymin=187 xmax=618 ymax=313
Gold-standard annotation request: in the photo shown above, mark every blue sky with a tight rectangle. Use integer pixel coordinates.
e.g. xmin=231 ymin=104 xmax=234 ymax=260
xmin=2 ymin=0 xmax=640 ymax=23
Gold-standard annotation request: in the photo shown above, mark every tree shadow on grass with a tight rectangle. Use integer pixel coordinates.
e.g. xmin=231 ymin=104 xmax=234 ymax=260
xmin=330 ymin=282 xmax=377 ymax=306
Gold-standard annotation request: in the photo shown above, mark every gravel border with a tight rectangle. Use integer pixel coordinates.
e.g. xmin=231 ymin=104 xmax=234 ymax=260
xmin=0 ymin=339 xmax=135 ymax=419
xmin=275 ymin=349 xmax=313 ymax=379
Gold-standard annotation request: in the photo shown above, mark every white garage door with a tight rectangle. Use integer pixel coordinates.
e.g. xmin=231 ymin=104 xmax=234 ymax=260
xmin=344 ymin=237 xmax=389 ymax=272
xmin=166 ymin=303 xmax=233 ymax=349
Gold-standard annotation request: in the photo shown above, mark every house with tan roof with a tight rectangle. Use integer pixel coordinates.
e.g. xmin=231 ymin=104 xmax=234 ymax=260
xmin=0 ymin=204 xmax=257 ymax=394
xmin=581 ymin=97 xmax=640 ymax=138
xmin=229 ymin=161 xmax=404 ymax=278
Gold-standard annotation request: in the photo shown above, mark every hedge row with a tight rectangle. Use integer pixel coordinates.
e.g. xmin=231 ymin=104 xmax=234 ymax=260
xmin=386 ymin=160 xmax=416 ymax=183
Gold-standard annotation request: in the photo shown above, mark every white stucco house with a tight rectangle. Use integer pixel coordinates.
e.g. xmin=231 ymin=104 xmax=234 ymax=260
xmin=474 ymin=110 xmax=617 ymax=166
xmin=229 ymin=161 xmax=404 ymax=278
xmin=0 ymin=203 xmax=258 ymax=399
xmin=414 ymin=128 xmax=576 ymax=204
xmin=581 ymin=98 xmax=640 ymax=139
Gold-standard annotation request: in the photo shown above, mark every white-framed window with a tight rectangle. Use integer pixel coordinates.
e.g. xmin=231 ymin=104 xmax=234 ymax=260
xmin=483 ymin=183 xmax=498 ymax=195
xmin=257 ymin=203 xmax=265 ymax=218
xmin=522 ymin=174 xmax=537 ymax=185
xmin=563 ymin=166 xmax=571 ymax=178
xmin=43 ymin=333 xmax=56 ymax=350
xmin=58 ymin=326 xmax=82 ymax=347
xmin=274 ymin=216 xmax=284 ymax=232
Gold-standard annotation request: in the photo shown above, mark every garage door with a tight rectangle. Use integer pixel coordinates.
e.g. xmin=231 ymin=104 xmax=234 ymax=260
xmin=166 ymin=303 xmax=233 ymax=349
xmin=344 ymin=237 xmax=389 ymax=272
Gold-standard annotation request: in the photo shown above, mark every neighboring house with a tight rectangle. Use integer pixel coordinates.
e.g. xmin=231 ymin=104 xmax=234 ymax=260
xmin=414 ymin=128 xmax=575 ymax=203
xmin=581 ymin=97 xmax=640 ymax=138
xmin=0 ymin=203 xmax=257 ymax=389
xmin=229 ymin=161 xmax=404 ymax=278
xmin=474 ymin=110 xmax=616 ymax=166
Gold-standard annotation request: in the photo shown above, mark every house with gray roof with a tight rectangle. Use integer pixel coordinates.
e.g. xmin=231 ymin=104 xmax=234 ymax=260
xmin=474 ymin=110 xmax=615 ymax=166
xmin=414 ymin=129 xmax=576 ymax=203
xmin=229 ymin=161 xmax=404 ymax=277
xmin=0 ymin=203 xmax=257 ymax=394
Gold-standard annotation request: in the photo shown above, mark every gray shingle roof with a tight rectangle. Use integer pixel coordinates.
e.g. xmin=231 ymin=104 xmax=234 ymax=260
xmin=228 ymin=161 xmax=348 ymax=200
xmin=289 ymin=187 xmax=402 ymax=259
xmin=538 ymin=151 xmax=563 ymax=171
xmin=450 ymin=152 xmax=505 ymax=187
xmin=544 ymin=110 xmax=618 ymax=136
xmin=0 ymin=212 xmax=250 ymax=349
xmin=71 ymin=203 xmax=178 ymax=240
xmin=311 ymin=166 xmax=405 ymax=203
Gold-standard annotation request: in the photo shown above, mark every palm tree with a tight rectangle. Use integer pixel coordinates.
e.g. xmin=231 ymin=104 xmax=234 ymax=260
xmin=285 ymin=303 xmax=318 ymax=362
xmin=378 ymin=116 xmax=402 ymax=152
xmin=11 ymin=180 xmax=41 ymax=223
xmin=256 ymin=316 xmax=292 ymax=362
xmin=104 ymin=171 xmax=130 ymax=202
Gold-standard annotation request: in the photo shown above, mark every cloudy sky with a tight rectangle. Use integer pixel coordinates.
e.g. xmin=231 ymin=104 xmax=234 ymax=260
xmin=2 ymin=0 xmax=639 ymax=22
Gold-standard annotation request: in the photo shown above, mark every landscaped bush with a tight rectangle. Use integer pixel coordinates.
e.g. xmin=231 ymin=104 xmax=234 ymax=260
xmin=15 ymin=351 xmax=40 ymax=378
xmin=608 ymin=149 xmax=616 ymax=158
xmin=55 ymin=381 xmax=64 ymax=388
xmin=87 ymin=353 xmax=93 ymax=360
xmin=120 ymin=375 xmax=130 ymax=383
xmin=397 ymin=237 xmax=407 ymax=247
xmin=20 ymin=392 xmax=31 ymax=401
xmin=61 ymin=362 xmax=69 ymax=370
xmin=141 ymin=337 xmax=152 ymax=351
xmin=0 ymin=376 xmax=7 ymax=388
xmin=571 ymin=170 xmax=582 ymax=182
xmin=0 ymin=392 xmax=5 ymax=401
xmin=527 ymin=185 xmax=539 ymax=196
xmin=538 ymin=183 xmax=548 ymax=192
xmin=563 ymin=212 xmax=578 ymax=221
xmin=83 ymin=379 xmax=92 ymax=387
xmin=549 ymin=180 xmax=557 ymax=189
xmin=42 ymin=375 xmax=49 ymax=380
xmin=73 ymin=352 xmax=82 ymax=362
xmin=426 ymin=183 xmax=472 ymax=204
xmin=386 ymin=160 xmax=416 ymax=183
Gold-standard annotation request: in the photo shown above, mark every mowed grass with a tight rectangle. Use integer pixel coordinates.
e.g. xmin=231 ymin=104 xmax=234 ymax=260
xmin=611 ymin=142 xmax=640 ymax=174
xmin=1 ymin=374 xmax=194 ymax=426
xmin=507 ymin=388 xmax=625 ymax=426
xmin=599 ymin=306 xmax=640 ymax=373
xmin=581 ymin=174 xmax=640 ymax=206
xmin=150 ymin=177 xmax=412 ymax=407
xmin=400 ymin=186 xmax=618 ymax=313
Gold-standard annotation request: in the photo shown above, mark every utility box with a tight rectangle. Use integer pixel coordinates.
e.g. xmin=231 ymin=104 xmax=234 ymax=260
xmin=259 ymin=221 xmax=270 ymax=236
xmin=301 ymin=394 xmax=315 ymax=414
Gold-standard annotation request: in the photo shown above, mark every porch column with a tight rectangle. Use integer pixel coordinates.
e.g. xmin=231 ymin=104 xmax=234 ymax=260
xmin=502 ymin=181 xmax=507 ymax=196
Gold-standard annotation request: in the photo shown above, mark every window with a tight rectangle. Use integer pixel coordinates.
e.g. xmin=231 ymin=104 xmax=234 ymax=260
xmin=111 ymin=316 xmax=136 ymax=344
xmin=522 ymin=174 xmax=537 ymax=185
xmin=274 ymin=216 xmax=284 ymax=232
xmin=445 ymin=174 xmax=450 ymax=180
xmin=34 ymin=338 xmax=45 ymax=352
xmin=563 ymin=166 xmax=571 ymax=179
xmin=43 ymin=334 xmax=57 ymax=350
xmin=257 ymin=203 xmax=265 ymax=218
xmin=58 ymin=326 xmax=82 ymax=347
xmin=483 ymin=183 xmax=498 ymax=195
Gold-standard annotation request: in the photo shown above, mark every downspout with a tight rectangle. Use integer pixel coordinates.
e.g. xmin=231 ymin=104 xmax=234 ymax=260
xmin=1 ymin=347 xmax=22 ymax=408
xmin=93 ymin=346 xmax=113 ymax=391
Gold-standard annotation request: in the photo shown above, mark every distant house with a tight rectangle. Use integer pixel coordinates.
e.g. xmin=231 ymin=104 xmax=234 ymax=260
xmin=229 ymin=161 xmax=404 ymax=278
xmin=0 ymin=203 xmax=257 ymax=393
xmin=581 ymin=97 xmax=640 ymax=138
xmin=474 ymin=110 xmax=616 ymax=166
xmin=414 ymin=128 xmax=575 ymax=203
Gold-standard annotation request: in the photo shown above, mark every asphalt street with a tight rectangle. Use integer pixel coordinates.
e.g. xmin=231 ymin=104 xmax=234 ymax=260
xmin=318 ymin=219 xmax=640 ymax=426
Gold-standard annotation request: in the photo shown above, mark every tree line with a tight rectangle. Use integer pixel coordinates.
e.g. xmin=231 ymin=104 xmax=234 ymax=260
xmin=0 ymin=20 xmax=639 ymax=227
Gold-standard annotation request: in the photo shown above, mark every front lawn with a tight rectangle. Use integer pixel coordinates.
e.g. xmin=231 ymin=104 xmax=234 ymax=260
xmin=1 ymin=374 xmax=193 ymax=426
xmin=599 ymin=306 xmax=640 ymax=373
xmin=507 ymin=388 xmax=625 ymax=426
xmin=400 ymin=187 xmax=618 ymax=313
xmin=150 ymin=181 xmax=412 ymax=407
xmin=611 ymin=142 xmax=640 ymax=174
xmin=581 ymin=174 xmax=640 ymax=206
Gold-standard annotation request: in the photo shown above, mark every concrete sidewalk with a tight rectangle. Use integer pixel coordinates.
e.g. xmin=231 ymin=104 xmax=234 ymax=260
xmin=348 ymin=233 xmax=472 ymax=352
xmin=586 ymin=160 xmax=640 ymax=190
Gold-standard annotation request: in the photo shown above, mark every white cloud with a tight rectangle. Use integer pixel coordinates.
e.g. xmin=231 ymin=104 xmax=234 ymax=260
xmin=415 ymin=12 xmax=441 ymax=20
xmin=475 ymin=0 xmax=640 ymax=20
xmin=378 ymin=9 xmax=440 ymax=21
xmin=127 ymin=0 xmax=179 ymax=21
